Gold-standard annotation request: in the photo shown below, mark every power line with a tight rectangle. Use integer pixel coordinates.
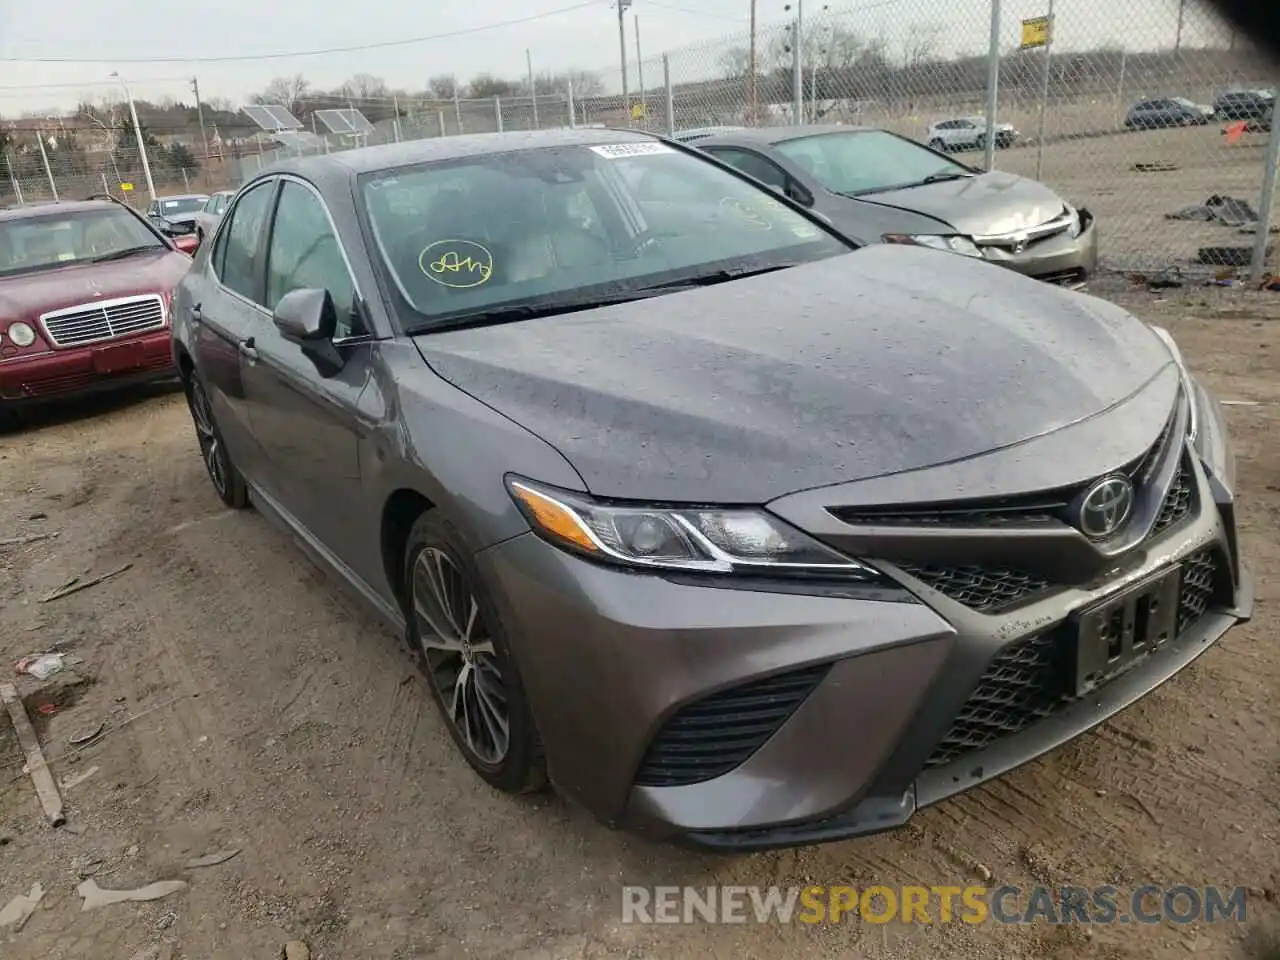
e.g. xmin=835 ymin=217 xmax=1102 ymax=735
xmin=0 ymin=2 xmax=600 ymax=64
xmin=645 ymin=2 xmax=748 ymax=21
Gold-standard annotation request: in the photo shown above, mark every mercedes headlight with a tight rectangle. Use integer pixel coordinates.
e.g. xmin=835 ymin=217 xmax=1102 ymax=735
xmin=6 ymin=321 xmax=35 ymax=347
xmin=882 ymin=233 xmax=984 ymax=259
xmin=507 ymin=477 xmax=880 ymax=579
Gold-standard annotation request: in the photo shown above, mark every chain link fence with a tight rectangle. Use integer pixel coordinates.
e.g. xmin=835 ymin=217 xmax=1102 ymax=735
xmin=10 ymin=0 xmax=1273 ymax=277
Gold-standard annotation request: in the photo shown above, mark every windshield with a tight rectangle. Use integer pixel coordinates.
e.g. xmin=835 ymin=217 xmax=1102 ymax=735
xmin=1173 ymin=98 xmax=1196 ymax=107
xmin=0 ymin=208 xmax=164 ymax=277
xmin=359 ymin=141 xmax=849 ymax=329
xmin=774 ymin=130 xmax=972 ymax=196
xmin=158 ymin=197 xmax=206 ymax=217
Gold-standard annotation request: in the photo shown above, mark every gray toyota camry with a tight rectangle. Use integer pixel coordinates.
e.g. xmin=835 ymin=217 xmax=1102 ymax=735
xmin=171 ymin=128 xmax=1252 ymax=850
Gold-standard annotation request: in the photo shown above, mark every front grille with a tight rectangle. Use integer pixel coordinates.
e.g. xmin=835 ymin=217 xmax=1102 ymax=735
xmin=633 ymin=663 xmax=830 ymax=788
xmin=1152 ymin=458 xmax=1196 ymax=537
xmin=896 ymin=563 xmax=1052 ymax=613
xmin=40 ymin=296 xmax=166 ymax=347
xmin=923 ymin=547 xmax=1223 ymax=768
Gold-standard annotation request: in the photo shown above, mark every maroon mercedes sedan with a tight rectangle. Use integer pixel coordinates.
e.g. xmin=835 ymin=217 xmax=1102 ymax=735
xmin=0 ymin=197 xmax=194 ymax=426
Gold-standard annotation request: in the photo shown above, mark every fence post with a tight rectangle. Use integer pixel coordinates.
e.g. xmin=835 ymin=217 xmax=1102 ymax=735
xmin=663 ymin=55 xmax=675 ymax=138
xmin=1034 ymin=0 xmax=1056 ymax=180
xmin=437 ymin=110 xmax=447 ymax=137
xmin=101 ymin=171 xmax=109 ymax=195
xmin=35 ymin=129 xmax=58 ymax=201
xmin=983 ymin=0 xmax=1001 ymax=172
xmin=790 ymin=17 xmax=803 ymax=125
xmin=1250 ymin=93 xmax=1280 ymax=285
xmin=567 ymin=79 xmax=576 ymax=129
xmin=494 ymin=96 xmax=504 ymax=133
xmin=393 ymin=93 xmax=402 ymax=143
xmin=5 ymin=151 xmax=23 ymax=205
xmin=181 ymin=168 xmax=190 ymax=191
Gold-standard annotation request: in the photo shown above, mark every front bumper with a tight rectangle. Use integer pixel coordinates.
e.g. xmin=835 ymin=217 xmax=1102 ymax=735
xmin=0 ymin=329 xmax=175 ymax=404
xmin=477 ymin=437 xmax=1250 ymax=851
xmin=981 ymin=211 xmax=1099 ymax=286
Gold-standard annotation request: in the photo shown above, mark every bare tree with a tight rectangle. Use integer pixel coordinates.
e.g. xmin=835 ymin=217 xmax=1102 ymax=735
xmin=466 ymin=73 xmax=518 ymax=98
xmin=426 ymin=75 xmax=457 ymax=100
xmin=561 ymin=70 xmax=604 ymax=97
xmin=253 ymin=75 xmax=311 ymax=113
xmin=339 ymin=74 xmax=389 ymax=101
xmin=900 ymin=25 xmax=942 ymax=69
xmin=720 ymin=46 xmax=752 ymax=78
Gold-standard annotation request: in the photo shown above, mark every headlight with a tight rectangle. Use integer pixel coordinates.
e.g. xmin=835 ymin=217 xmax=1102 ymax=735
xmin=507 ymin=477 xmax=880 ymax=579
xmin=881 ymin=233 xmax=984 ymax=258
xmin=6 ymin=321 xmax=35 ymax=347
xmin=1066 ymin=205 xmax=1083 ymax=238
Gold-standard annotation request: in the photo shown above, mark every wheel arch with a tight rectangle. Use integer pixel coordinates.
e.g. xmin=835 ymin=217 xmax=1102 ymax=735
xmin=381 ymin=487 xmax=437 ymax=613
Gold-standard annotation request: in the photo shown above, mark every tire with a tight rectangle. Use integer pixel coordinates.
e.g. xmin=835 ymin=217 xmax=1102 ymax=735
xmin=184 ymin=372 xmax=248 ymax=508
xmin=975 ymin=134 xmax=986 ymax=152
xmin=928 ymin=138 xmax=946 ymax=152
xmin=404 ymin=510 xmax=547 ymax=795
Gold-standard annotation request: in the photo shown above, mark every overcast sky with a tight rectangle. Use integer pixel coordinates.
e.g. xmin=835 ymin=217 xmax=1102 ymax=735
xmin=0 ymin=0 xmax=1232 ymax=115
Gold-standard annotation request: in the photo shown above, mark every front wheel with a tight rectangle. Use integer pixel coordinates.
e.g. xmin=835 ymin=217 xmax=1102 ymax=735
xmin=929 ymin=138 xmax=946 ymax=152
xmin=405 ymin=511 xmax=547 ymax=794
xmin=185 ymin=373 xmax=248 ymax=508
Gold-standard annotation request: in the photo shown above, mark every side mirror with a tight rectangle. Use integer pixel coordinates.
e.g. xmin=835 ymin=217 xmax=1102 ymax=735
xmin=786 ymin=180 xmax=814 ymax=207
xmin=272 ymin=288 xmax=345 ymax=376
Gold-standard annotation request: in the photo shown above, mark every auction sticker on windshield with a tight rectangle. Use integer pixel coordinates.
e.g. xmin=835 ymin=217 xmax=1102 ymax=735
xmin=589 ymin=143 xmax=674 ymax=159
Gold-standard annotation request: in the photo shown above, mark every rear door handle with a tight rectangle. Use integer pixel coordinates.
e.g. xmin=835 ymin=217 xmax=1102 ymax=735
xmin=239 ymin=336 xmax=258 ymax=361
xmin=190 ymin=302 xmax=202 ymax=324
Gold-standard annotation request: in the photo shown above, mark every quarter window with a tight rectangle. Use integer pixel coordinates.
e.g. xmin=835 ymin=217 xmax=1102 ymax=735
xmin=265 ymin=181 xmax=358 ymax=338
xmin=705 ymin=148 xmax=789 ymax=190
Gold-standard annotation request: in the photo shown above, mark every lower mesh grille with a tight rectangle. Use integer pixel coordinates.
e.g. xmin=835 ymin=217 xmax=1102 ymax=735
xmin=634 ymin=664 xmax=830 ymax=788
xmin=896 ymin=563 xmax=1052 ymax=613
xmin=923 ymin=547 xmax=1224 ymax=768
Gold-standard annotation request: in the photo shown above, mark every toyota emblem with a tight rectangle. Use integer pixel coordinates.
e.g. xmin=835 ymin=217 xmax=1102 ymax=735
xmin=1078 ymin=475 xmax=1135 ymax=540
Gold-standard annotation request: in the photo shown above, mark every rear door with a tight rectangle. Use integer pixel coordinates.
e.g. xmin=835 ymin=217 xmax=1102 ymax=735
xmin=189 ymin=177 xmax=278 ymax=479
xmin=239 ymin=176 xmax=373 ymax=556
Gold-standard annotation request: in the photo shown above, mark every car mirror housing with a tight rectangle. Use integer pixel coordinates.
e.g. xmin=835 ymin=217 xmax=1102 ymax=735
xmin=273 ymin=288 xmax=337 ymax=343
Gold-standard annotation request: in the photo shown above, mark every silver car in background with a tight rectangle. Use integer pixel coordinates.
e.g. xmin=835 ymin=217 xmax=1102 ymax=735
xmin=680 ymin=124 xmax=1098 ymax=288
xmin=192 ymin=189 xmax=235 ymax=245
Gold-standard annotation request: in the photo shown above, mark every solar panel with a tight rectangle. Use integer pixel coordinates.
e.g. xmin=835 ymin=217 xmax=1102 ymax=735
xmin=314 ymin=108 xmax=375 ymax=136
xmin=240 ymin=103 xmax=302 ymax=131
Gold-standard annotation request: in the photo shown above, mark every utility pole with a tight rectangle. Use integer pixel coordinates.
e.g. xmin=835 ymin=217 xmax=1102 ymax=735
xmin=527 ymin=49 xmax=539 ymax=128
xmin=190 ymin=76 xmax=212 ymax=190
xmin=748 ymin=0 xmax=758 ymax=124
xmin=618 ymin=0 xmax=632 ymax=126
xmin=1175 ymin=0 xmax=1186 ymax=52
xmin=453 ymin=74 xmax=464 ymax=134
xmin=790 ymin=1 xmax=804 ymax=125
xmin=636 ymin=15 xmax=646 ymax=127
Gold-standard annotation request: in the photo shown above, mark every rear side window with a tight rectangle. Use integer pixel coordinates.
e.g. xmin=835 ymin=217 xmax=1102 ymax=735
xmin=213 ymin=181 xmax=275 ymax=303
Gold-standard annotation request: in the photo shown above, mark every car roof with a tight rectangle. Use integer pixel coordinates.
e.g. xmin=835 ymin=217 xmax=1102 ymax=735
xmin=155 ymin=193 xmax=209 ymax=201
xmin=259 ymin=128 xmax=663 ymax=189
xmin=0 ymin=199 xmax=120 ymax=221
xmin=673 ymin=126 xmax=751 ymax=141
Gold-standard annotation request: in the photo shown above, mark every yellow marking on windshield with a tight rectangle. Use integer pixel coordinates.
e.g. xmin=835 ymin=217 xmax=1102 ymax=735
xmin=718 ymin=197 xmax=772 ymax=231
xmin=419 ymin=239 xmax=495 ymax=288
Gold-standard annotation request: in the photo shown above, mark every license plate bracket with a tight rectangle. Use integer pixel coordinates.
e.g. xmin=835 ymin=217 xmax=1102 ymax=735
xmin=91 ymin=341 xmax=144 ymax=374
xmin=1072 ymin=565 xmax=1181 ymax=697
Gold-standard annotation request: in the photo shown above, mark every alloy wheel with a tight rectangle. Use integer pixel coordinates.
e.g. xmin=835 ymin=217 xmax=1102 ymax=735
xmin=412 ymin=547 xmax=510 ymax=765
xmin=188 ymin=380 xmax=227 ymax=497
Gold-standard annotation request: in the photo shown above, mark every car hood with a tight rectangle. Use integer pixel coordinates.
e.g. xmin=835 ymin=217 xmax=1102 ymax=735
xmin=415 ymin=246 xmax=1173 ymax=504
xmin=857 ymin=171 xmax=1067 ymax=237
xmin=0 ymin=249 xmax=191 ymax=321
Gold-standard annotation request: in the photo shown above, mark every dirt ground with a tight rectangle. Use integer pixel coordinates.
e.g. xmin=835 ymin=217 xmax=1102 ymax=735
xmin=1 ymin=288 xmax=1279 ymax=960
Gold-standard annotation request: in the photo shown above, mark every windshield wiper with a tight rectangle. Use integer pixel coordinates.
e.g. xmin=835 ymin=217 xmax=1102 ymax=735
xmin=409 ymin=265 xmax=803 ymax=334
xmin=90 ymin=245 xmax=165 ymax=263
xmin=916 ymin=171 xmax=973 ymax=185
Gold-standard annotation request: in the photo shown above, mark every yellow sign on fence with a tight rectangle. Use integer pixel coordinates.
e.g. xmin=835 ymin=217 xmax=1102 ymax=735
xmin=630 ymin=102 xmax=647 ymax=120
xmin=1020 ymin=16 xmax=1052 ymax=49
xmin=120 ymin=182 xmax=134 ymax=192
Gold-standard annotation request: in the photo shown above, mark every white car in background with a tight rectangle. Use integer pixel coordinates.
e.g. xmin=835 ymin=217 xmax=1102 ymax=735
xmin=192 ymin=189 xmax=235 ymax=245
xmin=926 ymin=117 xmax=1018 ymax=152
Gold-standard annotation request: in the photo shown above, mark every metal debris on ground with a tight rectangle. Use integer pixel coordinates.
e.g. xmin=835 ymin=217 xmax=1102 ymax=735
xmin=1167 ymin=195 xmax=1260 ymax=227
xmin=0 ymin=882 xmax=44 ymax=932
xmin=76 ymin=877 xmax=188 ymax=912
xmin=1 ymin=682 xmax=66 ymax=827
xmin=1132 ymin=161 xmax=1179 ymax=172
xmin=185 ymin=848 xmax=241 ymax=869
xmin=14 ymin=653 xmax=66 ymax=680
xmin=59 ymin=764 xmax=100 ymax=791
xmin=68 ymin=720 xmax=107 ymax=746
xmin=39 ymin=562 xmax=133 ymax=603
xmin=0 ymin=532 xmax=58 ymax=548
xmin=1129 ymin=267 xmax=1184 ymax=290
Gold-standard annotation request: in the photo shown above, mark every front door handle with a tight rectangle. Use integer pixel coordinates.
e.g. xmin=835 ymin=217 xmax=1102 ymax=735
xmin=190 ymin=302 xmax=202 ymax=324
xmin=239 ymin=336 xmax=258 ymax=361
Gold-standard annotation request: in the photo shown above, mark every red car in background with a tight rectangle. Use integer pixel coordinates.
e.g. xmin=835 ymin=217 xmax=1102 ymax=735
xmin=0 ymin=197 xmax=194 ymax=427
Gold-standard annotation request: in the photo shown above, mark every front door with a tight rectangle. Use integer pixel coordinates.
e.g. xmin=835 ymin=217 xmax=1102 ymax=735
xmin=239 ymin=178 xmax=371 ymax=558
xmin=189 ymin=178 xmax=278 ymax=475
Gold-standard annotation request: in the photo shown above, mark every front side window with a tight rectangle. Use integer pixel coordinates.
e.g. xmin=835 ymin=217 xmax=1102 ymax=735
xmin=0 ymin=207 xmax=164 ymax=277
xmin=775 ymin=131 xmax=971 ymax=196
xmin=215 ymin=181 xmax=275 ymax=302
xmin=265 ymin=181 xmax=357 ymax=338
xmin=360 ymin=141 xmax=848 ymax=330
